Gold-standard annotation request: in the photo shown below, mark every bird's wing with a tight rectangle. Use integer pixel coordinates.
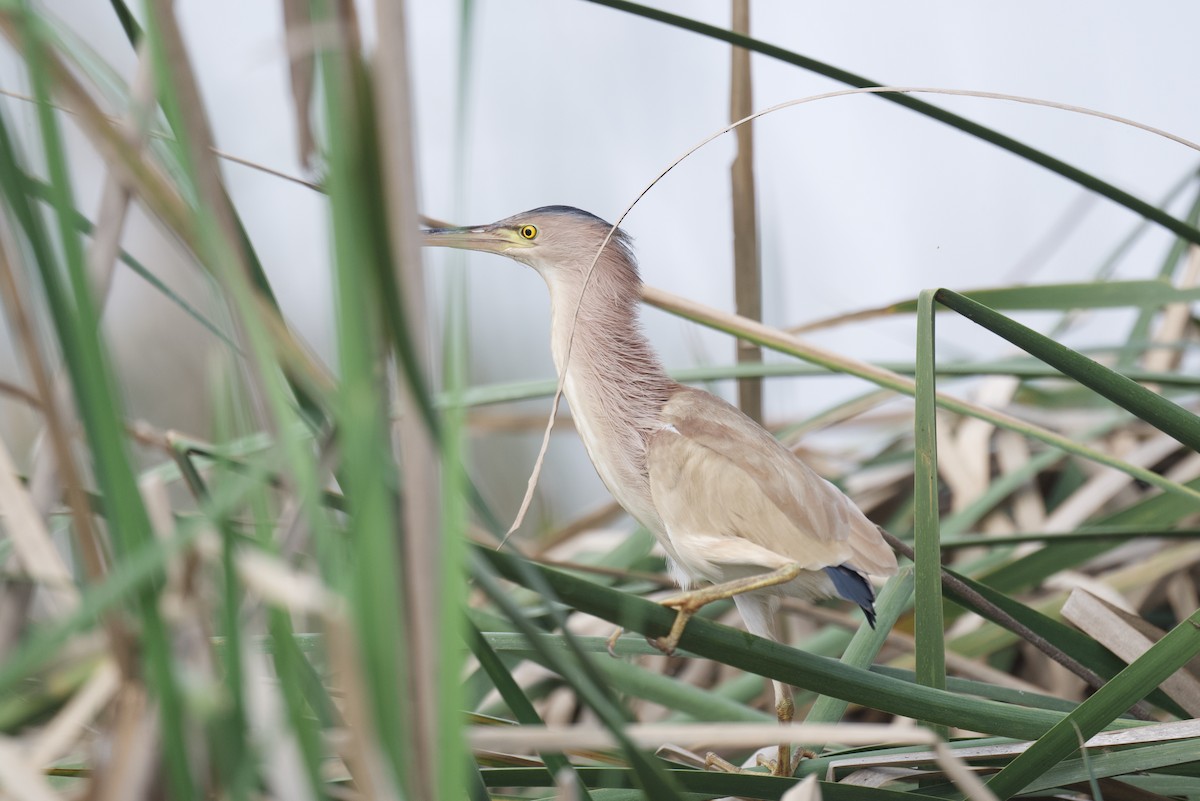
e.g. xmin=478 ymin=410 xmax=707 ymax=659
xmin=647 ymin=387 xmax=896 ymax=578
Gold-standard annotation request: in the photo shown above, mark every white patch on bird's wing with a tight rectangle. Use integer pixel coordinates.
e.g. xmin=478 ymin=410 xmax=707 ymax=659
xmin=660 ymin=423 xmax=680 ymax=434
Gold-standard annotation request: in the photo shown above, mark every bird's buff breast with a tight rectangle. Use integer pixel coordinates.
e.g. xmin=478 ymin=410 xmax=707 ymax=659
xmin=561 ymin=375 xmax=670 ymax=542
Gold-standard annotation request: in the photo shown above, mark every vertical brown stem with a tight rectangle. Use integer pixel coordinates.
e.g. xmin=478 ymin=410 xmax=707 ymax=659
xmin=373 ymin=2 xmax=442 ymax=798
xmin=730 ymin=0 xmax=762 ymax=424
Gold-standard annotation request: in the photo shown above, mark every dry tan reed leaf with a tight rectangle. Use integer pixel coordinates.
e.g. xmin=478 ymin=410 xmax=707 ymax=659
xmin=1166 ymin=452 xmax=1200 ymax=486
xmin=139 ymin=472 xmax=179 ymax=576
xmin=1090 ymin=542 xmax=1200 ymax=605
xmin=654 ymin=743 xmax=708 ymax=768
xmin=280 ymin=0 xmax=317 ymax=170
xmin=468 ymin=721 xmax=934 ymax=753
xmin=1144 ymin=244 xmax=1200 ymax=376
xmin=147 ymin=0 xmax=288 ymax=435
xmin=1043 ymin=433 xmax=1184 ymax=532
xmin=780 ymin=773 xmax=822 ymax=801
xmin=933 ymin=741 xmax=1000 ymax=801
xmin=883 ymin=625 xmax=1049 ymax=693
xmin=372 ymin=2 xmax=442 ymax=795
xmin=0 ymin=430 xmax=78 ymax=614
xmin=0 ymin=736 xmax=60 ymax=801
xmin=943 ymin=378 xmax=1020 ymax=512
xmin=827 ymin=719 xmax=1200 ymax=776
xmin=9 ymin=9 xmax=341 ymax=442
xmin=1165 ymin=572 xmax=1200 ymax=628
xmin=325 ymin=617 xmax=399 ymax=801
xmin=237 ymin=548 xmax=338 ymax=613
xmin=536 ymin=500 xmax=624 ymax=555
xmin=27 ymin=658 xmax=119 ymax=768
xmin=1062 ymin=588 xmax=1200 ymax=716
xmin=0 ymin=13 xmax=194 ymax=240
xmin=839 ymin=766 xmax=919 ymax=788
xmin=781 ymin=390 xmax=898 ymax=449
xmin=994 ymin=431 xmax=1046 ymax=530
xmin=935 ymin=410 xmax=980 ymax=510
xmin=242 ymin=651 xmax=320 ymax=801
xmin=0 ymin=378 xmax=39 ymax=411
xmin=552 ymin=766 xmax=583 ymax=801
xmin=96 ymin=681 xmax=157 ymax=801
xmin=467 ymin=412 xmax=575 ymax=434
xmin=0 ymin=218 xmax=108 ymax=617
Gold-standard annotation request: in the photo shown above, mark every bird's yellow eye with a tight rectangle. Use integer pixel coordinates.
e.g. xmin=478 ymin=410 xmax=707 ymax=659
xmin=519 ymin=224 xmax=538 ymax=240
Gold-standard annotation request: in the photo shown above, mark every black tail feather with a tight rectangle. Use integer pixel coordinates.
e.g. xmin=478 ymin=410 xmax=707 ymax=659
xmin=824 ymin=565 xmax=877 ymax=628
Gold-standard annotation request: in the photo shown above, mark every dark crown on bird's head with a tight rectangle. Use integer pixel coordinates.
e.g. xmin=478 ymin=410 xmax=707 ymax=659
xmin=515 ymin=205 xmax=638 ymax=277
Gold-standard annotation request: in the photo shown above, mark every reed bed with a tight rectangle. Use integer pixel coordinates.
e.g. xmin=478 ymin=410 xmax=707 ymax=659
xmin=0 ymin=2 xmax=1197 ymax=800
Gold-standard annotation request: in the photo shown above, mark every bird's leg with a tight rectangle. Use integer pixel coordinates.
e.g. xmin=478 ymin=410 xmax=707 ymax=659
xmin=702 ymin=752 xmax=744 ymax=773
xmin=775 ymin=682 xmax=795 ymax=777
xmin=651 ymin=563 xmax=803 ymax=655
xmin=753 ymin=681 xmax=812 ymax=776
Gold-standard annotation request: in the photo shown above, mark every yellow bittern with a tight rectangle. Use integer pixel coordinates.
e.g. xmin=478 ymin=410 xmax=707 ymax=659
xmin=423 ymin=206 xmax=897 ymax=775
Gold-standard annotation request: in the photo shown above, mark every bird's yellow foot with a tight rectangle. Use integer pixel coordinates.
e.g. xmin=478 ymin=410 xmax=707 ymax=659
xmin=702 ymin=749 xmax=812 ymax=776
xmin=605 ymin=626 xmax=624 ymax=657
xmin=649 ymin=593 xmax=705 ymax=655
xmin=755 ymin=747 xmax=815 ymax=777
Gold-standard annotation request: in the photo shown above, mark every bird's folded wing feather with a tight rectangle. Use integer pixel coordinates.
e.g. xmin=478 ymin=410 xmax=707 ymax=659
xmin=647 ymin=387 xmax=896 ymax=577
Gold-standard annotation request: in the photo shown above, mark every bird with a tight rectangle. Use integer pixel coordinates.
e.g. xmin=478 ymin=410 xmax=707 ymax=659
xmin=422 ymin=206 xmax=897 ymax=775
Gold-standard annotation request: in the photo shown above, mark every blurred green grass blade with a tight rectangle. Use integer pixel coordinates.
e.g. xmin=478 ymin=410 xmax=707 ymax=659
xmin=983 ymin=475 xmax=1200 ymax=594
xmin=447 ymin=359 xmax=1200 ymax=409
xmin=1020 ymin=737 xmax=1200 ymax=795
xmin=211 ymin=379 xmax=252 ymax=799
xmin=442 ymin=0 xmax=474 ymax=772
xmin=941 ymin=527 xmax=1200 ymax=549
xmin=986 ymin=608 xmax=1200 ymax=797
xmin=942 ymin=565 xmax=1187 ymax=718
xmin=18 ymin=8 xmax=195 ymax=796
xmin=650 ymin=286 xmax=1200 ymax=506
xmin=482 ymin=631 xmax=773 ymax=723
xmin=0 ymin=433 xmax=283 ymax=696
xmin=24 ymin=177 xmax=239 ymax=350
xmin=0 ymin=116 xmax=59 ymax=290
xmin=315 ymin=35 xmax=413 ymax=795
xmin=936 ymin=288 xmax=1200 ymax=453
xmin=466 ymin=623 xmax=593 ymax=797
xmin=870 ymin=665 xmax=1083 ymax=714
xmin=940 ymin=449 xmax=1061 ymax=537
xmin=478 ymin=545 xmax=1094 ymax=741
xmin=266 ymin=610 xmax=327 ymax=797
xmin=584 ymin=0 xmax=1200 ymax=246
xmin=805 ymin=569 xmax=915 ymax=725
xmin=91 ymin=0 xmax=325 ymax=428
xmin=243 ymin=435 xmax=328 ymax=798
xmin=0 ymin=518 xmax=199 ymax=699
xmin=1119 ymin=179 xmax=1200 ymax=369
xmin=470 ymin=552 xmax=686 ymax=799
xmin=106 ymin=0 xmax=141 ymax=44
xmin=481 ymin=766 xmax=939 ymax=799
xmin=919 ymin=736 xmax=1200 ymax=797
xmin=889 ymin=280 xmax=1200 ymax=312
xmin=913 ymin=290 xmax=946 ymax=702
xmin=1089 ymin=166 xmax=1198 ymax=288
xmin=938 ymin=414 xmax=1127 ymax=539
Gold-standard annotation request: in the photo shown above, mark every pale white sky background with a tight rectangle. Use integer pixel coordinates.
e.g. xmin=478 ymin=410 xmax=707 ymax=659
xmin=2 ymin=2 xmax=1198 ymax=528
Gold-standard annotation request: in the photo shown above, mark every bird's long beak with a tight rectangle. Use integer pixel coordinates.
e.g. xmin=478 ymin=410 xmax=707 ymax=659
xmin=421 ymin=224 xmax=526 ymax=255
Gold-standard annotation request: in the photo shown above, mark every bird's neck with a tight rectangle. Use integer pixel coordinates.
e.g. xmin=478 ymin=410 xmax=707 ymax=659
xmin=536 ymin=259 xmax=675 ymax=527
xmin=541 ymin=264 xmax=672 ymax=419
